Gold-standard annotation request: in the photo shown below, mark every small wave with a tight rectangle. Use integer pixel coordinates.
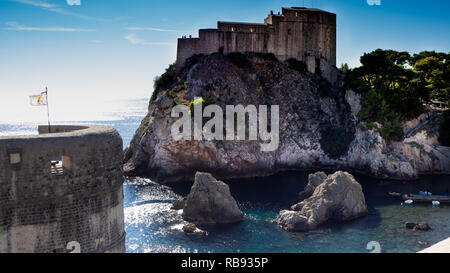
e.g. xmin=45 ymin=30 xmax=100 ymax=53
xmin=142 ymin=245 xmax=194 ymax=253
xmin=169 ymin=223 xmax=186 ymax=231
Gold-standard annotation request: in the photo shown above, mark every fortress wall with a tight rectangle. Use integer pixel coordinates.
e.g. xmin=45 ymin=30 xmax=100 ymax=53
xmin=268 ymin=11 xmax=336 ymax=64
xmin=177 ymin=28 xmax=270 ymax=67
xmin=302 ymin=11 xmax=336 ymax=65
xmin=218 ymin=31 xmax=268 ymax=55
xmin=218 ymin=22 xmax=267 ymax=33
xmin=177 ymin=37 xmax=201 ymax=68
xmin=0 ymin=125 xmax=125 ymax=253
xmin=176 ymin=8 xmax=337 ymax=82
xmin=198 ymin=29 xmax=220 ymax=55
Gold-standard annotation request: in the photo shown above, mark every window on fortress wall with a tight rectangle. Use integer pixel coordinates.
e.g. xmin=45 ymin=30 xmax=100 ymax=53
xmin=250 ymin=27 xmax=256 ymax=33
xmin=315 ymin=58 xmax=322 ymax=75
xmin=288 ymin=29 xmax=292 ymax=35
xmin=231 ymin=26 xmax=237 ymax=32
xmin=50 ymin=155 xmax=71 ymax=175
xmin=8 ymin=149 xmax=22 ymax=170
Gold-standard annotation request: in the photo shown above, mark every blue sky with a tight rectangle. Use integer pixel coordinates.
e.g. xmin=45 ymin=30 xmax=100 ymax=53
xmin=0 ymin=0 xmax=449 ymax=123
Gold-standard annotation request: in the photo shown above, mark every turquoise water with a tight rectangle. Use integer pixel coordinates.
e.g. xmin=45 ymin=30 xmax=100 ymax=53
xmin=123 ymin=172 xmax=450 ymax=253
xmin=1 ymin=98 xmax=449 ymax=253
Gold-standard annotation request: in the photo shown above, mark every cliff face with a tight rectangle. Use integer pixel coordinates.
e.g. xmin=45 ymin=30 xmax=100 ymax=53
xmin=123 ymin=53 xmax=450 ymax=183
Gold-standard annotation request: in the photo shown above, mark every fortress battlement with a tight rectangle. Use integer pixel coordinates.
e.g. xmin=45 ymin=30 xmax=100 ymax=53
xmin=177 ymin=7 xmax=337 ymax=82
xmin=0 ymin=125 xmax=125 ymax=253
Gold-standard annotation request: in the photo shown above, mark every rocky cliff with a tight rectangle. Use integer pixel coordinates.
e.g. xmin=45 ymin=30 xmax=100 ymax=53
xmin=124 ymin=53 xmax=450 ymax=183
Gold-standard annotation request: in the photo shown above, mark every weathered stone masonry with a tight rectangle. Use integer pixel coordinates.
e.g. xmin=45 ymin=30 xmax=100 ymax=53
xmin=177 ymin=7 xmax=338 ymax=83
xmin=0 ymin=125 xmax=125 ymax=253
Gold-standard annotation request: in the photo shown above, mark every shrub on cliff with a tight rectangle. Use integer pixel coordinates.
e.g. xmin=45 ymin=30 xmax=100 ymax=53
xmin=358 ymin=89 xmax=404 ymax=141
xmin=152 ymin=63 xmax=177 ymax=101
xmin=439 ymin=110 xmax=450 ymax=147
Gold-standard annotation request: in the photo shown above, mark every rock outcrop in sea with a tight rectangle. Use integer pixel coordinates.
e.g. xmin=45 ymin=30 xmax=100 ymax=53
xmin=123 ymin=53 xmax=450 ymax=182
xmin=405 ymin=222 xmax=432 ymax=231
xmin=277 ymin=171 xmax=368 ymax=232
xmin=180 ymin=172 xmax=244 ymax=227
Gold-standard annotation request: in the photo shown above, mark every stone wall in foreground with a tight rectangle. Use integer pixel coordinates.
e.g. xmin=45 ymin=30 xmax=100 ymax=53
xmin=0 ymin=125 xmax=125 ymax=253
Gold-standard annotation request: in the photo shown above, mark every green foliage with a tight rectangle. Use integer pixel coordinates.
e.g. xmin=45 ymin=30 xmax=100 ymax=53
xmin=377 ymin=112 xmax=404 ymax=142
xmin=439 ymin=110 xmax=450 ymax=147
xmin=409 ymin=51 xmax=448 ymax=67
xmin=165 ymin=81 xmax=190 ymax=105
xmin=357 ymin=91 xmax=404 ymax=142
xmin=188 ymin=97 xmax=214 ymax=113
xmin=412 ymin=52 xmax=450 ymax=102
xmin=152 ymin=64 xmax=177 ymax=101
xmin=345 ymin=49 xmax=450 ymax=141
xmin=188 ymin=97 xmax=215 ymax=127
xmin=340 ymin=63 xmax=350 ymax=72
xmin=286 ymin=58 xmax=307 ymax=74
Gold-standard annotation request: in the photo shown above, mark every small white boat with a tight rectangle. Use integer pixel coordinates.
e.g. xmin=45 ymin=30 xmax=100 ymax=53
xmin=404 ymin=200 xmax=414 ymax=207
xmin=432 ymin=201 xmax=440 ymax=208
xmin=389 ymin=192 xmax=401 ymax=198
xmin=419 ymin=191 xmax=432 ymax=196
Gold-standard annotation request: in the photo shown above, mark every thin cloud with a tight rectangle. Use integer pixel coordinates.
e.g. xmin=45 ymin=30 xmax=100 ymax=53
xmin=10 ymin=0 xmax=54 ymax=8
xmin=124 ymin=33 xmax=175 ymax=46
xmin=124 ymin=27 xmax=176 ymax=32
xmin=6 ymin=21 xmax=95 ymax=32
xmin=90 ymin=40 xmax=102 ymax=43
xmin=9 ymin=0 xmax=110 ymax=22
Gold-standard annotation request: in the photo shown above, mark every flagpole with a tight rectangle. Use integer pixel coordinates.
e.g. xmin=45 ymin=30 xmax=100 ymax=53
xmin=46 ymin=87 xmax=51 ymax=133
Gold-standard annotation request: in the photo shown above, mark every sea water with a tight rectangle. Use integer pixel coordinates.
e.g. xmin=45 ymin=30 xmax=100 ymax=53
xmin=1 ymin=98 xmax=449 ymax=253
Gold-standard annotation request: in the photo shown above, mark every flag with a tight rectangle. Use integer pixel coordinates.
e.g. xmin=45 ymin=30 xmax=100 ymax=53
xmin=29 ymin=91 xmax=48 ymax=106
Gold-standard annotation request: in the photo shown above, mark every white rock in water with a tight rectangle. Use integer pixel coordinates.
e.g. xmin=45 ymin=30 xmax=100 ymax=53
xmin=182 ymin=172 xmax=244 ymax=227
xmin=277 ymin=171 xmax=368 ymax=232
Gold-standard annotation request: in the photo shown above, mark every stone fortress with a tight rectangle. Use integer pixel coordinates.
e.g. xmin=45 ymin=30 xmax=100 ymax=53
xmin=0 ymin=125 xmax=125 ymax=253
xmin=177 ymin=7 xmax=338 ymax=83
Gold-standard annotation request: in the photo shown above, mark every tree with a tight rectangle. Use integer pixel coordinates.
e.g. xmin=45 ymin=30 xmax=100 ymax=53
xmin=340 ymin=63 xmax=350 ymax=72
xmin=346 ymin=49 xmax=440 ymax=141
xmin=413 ymin=54 xmax=449 ymax=102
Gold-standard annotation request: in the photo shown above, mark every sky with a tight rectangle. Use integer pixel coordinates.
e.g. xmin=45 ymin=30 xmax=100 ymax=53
xmin=0 ymin=0 xmax=449 ymax=123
